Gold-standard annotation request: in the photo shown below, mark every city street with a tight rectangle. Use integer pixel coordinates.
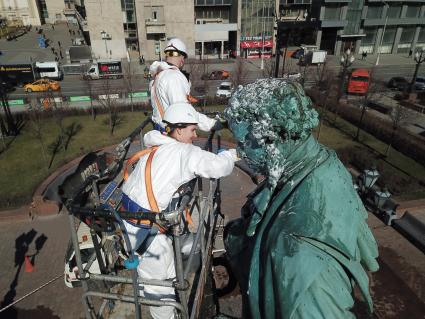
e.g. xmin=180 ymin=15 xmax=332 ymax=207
xmin=2 ymin=23 xmax=423 ymax=102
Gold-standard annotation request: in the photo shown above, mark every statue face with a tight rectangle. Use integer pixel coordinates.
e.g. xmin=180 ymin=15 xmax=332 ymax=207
xmin=225 ymin=79 xmax=320 ymax=183
xmin=230 ymin=121 xmax=268 ymax=173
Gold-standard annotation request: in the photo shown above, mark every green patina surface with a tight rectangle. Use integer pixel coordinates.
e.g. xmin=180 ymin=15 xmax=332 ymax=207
xmin=224 ymin=79 xmax=379 ymax=319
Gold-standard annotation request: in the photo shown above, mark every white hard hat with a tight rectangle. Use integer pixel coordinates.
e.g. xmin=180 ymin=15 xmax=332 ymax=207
xmin=164 ymin=38 xmax=187 ymax=58
xmin=163 ymin=102 xmax=199 ymax=127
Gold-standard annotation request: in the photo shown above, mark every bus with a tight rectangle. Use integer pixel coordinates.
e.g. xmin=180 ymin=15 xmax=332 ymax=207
xmin=348 ymin=69 xmax=370 ymax=95
xmin=35 ymin=61 xmax=63 ymax=80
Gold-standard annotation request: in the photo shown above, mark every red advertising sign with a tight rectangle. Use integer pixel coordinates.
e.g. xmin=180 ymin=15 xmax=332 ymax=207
xmin=240 ymin=40 xmax=273 ymax=48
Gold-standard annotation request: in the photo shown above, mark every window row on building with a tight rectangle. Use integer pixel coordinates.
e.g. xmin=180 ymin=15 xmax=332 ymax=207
xmin=1 ymin=0 xmax=425 ymax=60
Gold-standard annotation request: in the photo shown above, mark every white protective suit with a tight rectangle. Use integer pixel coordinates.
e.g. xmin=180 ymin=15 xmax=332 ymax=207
xmin=149 ymin=61 xmax=216 ymax=131
xmin=122 ymin=130 xmax=235 ymax=319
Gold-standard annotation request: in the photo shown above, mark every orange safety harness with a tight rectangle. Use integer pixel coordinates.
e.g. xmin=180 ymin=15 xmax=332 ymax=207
xmin=123 ymin=147 xmax=166 ymax=232
xmin=123 ymin=146 xmax=193 ymax=232
xmin=151 ymin=67 xmax=199 ymax=120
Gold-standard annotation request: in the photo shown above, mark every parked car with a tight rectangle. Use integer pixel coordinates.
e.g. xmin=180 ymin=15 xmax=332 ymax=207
xmin=387 ymin=77 xmax=409 ymax=90
xmin=6 ymin=27 xmax=27 ymax=41
xmin=0 ymin=81 xmax=15 ymax=93
xmin=291 ymin=49 xmax=304 ymax=59
xmin=347 ymin=69 xmax=370 ymax=95
xmin=388 ymin=76 xmax=425 ymax=91
xmin=24 ymin=79 xmax=60 ymax=93
xmin=216 ymin=81 xmax=233 ymax=98
xmin=415 ymin=77 xmax=425 ymax=91
xmin=202 ymin=70 xmax=230 ymax=80
xmin=282 ymin=72 xmax=302 ymax=81
xmin=193 ymin=86 xmax=207 ymax=95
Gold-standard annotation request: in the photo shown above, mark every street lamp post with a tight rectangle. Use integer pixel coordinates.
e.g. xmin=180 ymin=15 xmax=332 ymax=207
xmin=337 ymin=49 xmax=355 ymax=100
xmin=101 ymin=31 xmax=109 ymax=57
xmin=260 ymin=4 xmax=266 ymax=70
xmin=375 ymin=1 xmax=389 ymax=66
xmin=361 ymin=167 xmax=380 ymax=193
xmin=408 ymin=49 xmax=425 ymax=94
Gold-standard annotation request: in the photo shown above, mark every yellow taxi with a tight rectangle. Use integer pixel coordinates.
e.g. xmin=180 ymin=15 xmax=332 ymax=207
xmin=24 ymin=78 xmax=60 ymax=93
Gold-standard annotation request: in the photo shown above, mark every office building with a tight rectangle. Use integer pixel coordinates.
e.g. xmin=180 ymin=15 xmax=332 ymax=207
xmin=194 ymin=0 xmax=238 ymax=59
xmin=0 ymin=0 xmax=71 ymax=26
xmin=239 ymin=0 xmax=275 ymax=58
xmin=278 ymin=0 xmax=425 ymax=55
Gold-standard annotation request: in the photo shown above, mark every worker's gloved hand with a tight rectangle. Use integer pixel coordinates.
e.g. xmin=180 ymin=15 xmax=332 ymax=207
xmin=218 ymin=148 xmax=240 ymax=161
xmin=228 ymin=149 xmax=241 ymax=161
xmin=212 ymin=116 xmax=227 ymax=131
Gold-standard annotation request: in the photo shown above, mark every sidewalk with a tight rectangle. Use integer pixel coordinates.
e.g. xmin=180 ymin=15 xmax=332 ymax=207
xmin=247 ymin=52 xmax=418 ymax=70
xmin=0 ymin=22 xmax=80 ymax=65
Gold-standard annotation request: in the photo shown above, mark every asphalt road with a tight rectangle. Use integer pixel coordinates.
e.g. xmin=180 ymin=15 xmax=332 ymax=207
xmin=6 ymin=61 xmax=421 ymax=101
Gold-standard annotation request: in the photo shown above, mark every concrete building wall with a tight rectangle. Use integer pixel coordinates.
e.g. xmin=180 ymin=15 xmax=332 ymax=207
xmin=0 ymin=0 xmax=42 ymax=26
xmin=135 ymin=0 xmax=195 ymax=61
xmin=44 ymin=0 xmax=67 ymax=24
xmin=85 ymin=0 xmax=127 ymax=60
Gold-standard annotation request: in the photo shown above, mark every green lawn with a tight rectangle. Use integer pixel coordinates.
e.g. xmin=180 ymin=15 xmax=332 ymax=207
xmin=1 ymin=108 xmax=424 ymax=210
xmin=0 ymin=112 xmax=149 ymax=209
xmin=314 ymin=114 xmax=425 ymax=200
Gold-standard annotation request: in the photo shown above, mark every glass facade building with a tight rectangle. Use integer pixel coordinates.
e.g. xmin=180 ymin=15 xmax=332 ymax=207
xmin=240 ymin=0 xmax=275 ymax=58
xmin=316 ymin=0 xmax=425 ymax=55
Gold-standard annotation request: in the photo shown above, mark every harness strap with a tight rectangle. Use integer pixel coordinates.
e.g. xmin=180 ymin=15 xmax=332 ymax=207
xmin=145 ymin=148 xmax=159 ymax=212
xmin=144 ymin=148 xmax=167 ymax=233
xmin=124 ymin=147 xmax=158 ymax=181
xmin=185 ymin=207 xmax=194 ymax=227
xmin=152 ymin=77 xmax=165 ymax=119
xmin=123 ymin=146 xmax=166 ymax=233
xmin=152 ymin=66 xmax=191 ymax=120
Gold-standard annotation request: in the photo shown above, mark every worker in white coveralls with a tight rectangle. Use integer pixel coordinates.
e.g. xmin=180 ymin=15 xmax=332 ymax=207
xmin=121 ymin=102 xmax=237 ymax=318
xmin=149 ymin=38 xmax=222 ymax=132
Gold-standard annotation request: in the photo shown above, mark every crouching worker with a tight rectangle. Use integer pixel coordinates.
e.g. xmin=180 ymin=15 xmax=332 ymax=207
xmin=121 ymin=102 xmax=237 ymax=319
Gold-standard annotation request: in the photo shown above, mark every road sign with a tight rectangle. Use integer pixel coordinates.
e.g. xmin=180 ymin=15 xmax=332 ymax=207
xmin=70 ymin=96 xmax=91 ymax=102
xmin=7 ymin=99 xmax=25 ymax=106
xmin=129 ymin=92 xmax=148 ymax=98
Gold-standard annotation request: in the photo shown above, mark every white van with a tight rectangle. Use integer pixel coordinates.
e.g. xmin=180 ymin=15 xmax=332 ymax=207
xmin=35 ymin=61 xmax=63 ymax=80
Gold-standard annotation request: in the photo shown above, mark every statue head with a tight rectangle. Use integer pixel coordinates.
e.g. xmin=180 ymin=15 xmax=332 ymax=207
xmin=225 ymin=79 xmax=319 ymax=186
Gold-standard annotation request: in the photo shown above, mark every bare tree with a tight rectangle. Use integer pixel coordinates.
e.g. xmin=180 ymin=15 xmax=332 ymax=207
xmin=186 ymin=61 xmax=206 ymax=107
xmin=0 ymin=81 xmax=17 ymax=136
xmin=47 ymin=135 xmax=63 ymax=168
xmin=261 ymin=58 xmax=275 ymax=78
xmin=97 ymin=78 xmax=120 ymax=136
xmin=27 ymin=101 xmax=48 ymax=165
xmin=315 ymin=67 xmax=335 ymax=141
xmin=83 ymin=75 xmax=97 ymax=120
xmin=43 ymin=90 xmax=66 ymax=142
xmin=354 ymin=72 xmax=384 ymax=141
xmin=232 ymin=57 xmax=248 ymax=87
xmin=123 ymin=61 xmax=137 ymax=112
xmin=385 ymin=103 xmax=410 ymax=157
xmin=0 ymin=114 xmax=8 ymax=150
